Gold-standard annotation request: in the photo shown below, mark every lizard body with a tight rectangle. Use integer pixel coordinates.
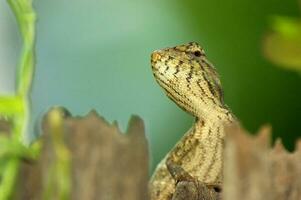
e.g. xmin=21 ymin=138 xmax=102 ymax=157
xmin=149 ymin=42 xmax=236 ymax=199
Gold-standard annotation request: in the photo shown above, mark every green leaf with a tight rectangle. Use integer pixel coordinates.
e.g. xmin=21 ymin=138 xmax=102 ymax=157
xmin=263 ymin=16 xmax=301 ymax=72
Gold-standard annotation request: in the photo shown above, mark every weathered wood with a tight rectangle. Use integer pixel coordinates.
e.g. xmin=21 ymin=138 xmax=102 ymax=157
xmin=66 ymin=111 xmax=149 ymax=200
xmin=172 ymin=181 xmax=219 ymax=200
xmin=16 ymin=110 xmax=149 ymax=200
xmin=223 ymin=125 xmax=301 ymax=200
xmin=166 ymin=159 xmax=220 ymax=200
xmin=223 ymin=125 xmax=271 ymax=200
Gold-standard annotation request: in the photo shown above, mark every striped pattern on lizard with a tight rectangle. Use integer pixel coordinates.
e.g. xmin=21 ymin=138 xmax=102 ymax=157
xmin=149 ymin=42 xmax=236 ymax=200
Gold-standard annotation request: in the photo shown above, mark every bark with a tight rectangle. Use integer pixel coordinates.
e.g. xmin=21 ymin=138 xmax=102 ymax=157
xmin=15 ymin=110 xmax=149 ymax=200
xmin=223 ymin=125 xmax=301 ymax=200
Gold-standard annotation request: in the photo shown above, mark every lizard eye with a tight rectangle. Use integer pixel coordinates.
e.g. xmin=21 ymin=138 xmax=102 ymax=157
xmin=193 ymin=51 xmax=202 ymax=57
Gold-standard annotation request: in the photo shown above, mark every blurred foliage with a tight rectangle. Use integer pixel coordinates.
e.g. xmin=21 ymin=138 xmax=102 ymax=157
xmin=263 ymin=13 xmax=301 ymax=72
xmin=43 ymin=108 xmax=71 ymax=200
xmin=0 ymin=0 xmax=36 ymax=143
xmin=0 ymin=135 xmax=39 ymax=200
xmin=0 ymin=0 xmax=38 ymax=199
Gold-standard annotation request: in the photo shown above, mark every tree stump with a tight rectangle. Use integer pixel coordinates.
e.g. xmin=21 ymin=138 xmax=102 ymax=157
xmin=15 ymin=110 xmax=149 ymax=200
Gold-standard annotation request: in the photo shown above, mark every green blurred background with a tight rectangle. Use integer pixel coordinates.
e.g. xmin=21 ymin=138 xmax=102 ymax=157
xmin=0 ymin=0 xmax=300 ymax=172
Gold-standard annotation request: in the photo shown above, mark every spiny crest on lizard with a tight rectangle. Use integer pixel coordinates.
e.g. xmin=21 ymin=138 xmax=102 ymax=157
xmin=151 ymin=42 xmax=227 ymax=120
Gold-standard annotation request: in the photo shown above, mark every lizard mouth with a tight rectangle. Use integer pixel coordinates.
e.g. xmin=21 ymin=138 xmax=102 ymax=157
xmin=150 ymin=51 xmax=163 ymax=70
xmin=151 ymin=51 xmax=161 ymax=63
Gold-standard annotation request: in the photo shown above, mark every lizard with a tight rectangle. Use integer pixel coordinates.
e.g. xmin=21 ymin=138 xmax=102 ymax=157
xmin=149 ymin=42 xmax=236 ymax=200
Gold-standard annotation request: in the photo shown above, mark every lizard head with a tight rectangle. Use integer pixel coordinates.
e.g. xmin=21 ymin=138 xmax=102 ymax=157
xmin=151 ymin=42 xmax=227 ymax=119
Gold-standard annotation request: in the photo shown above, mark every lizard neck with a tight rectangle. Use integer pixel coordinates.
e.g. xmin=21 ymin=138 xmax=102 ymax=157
xmin=191 ymin=113 xmax=235 ymax=184
xmin=195 ymin=105 xmax=235 ymax=126
xmin=168 ymin=112 xmax=235 ymax=184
